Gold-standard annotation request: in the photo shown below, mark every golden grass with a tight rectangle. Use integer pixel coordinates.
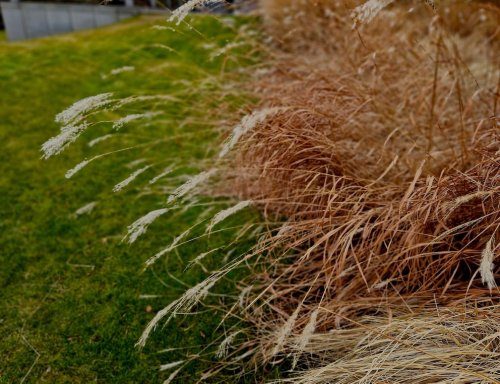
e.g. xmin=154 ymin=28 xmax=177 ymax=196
xmin=122 ymin=2 xmax=499 ymax=381
xmin=278 ymin=305 xmax=500 ymax=383
xmin=213 ymin=1 xmax=500 ymax=379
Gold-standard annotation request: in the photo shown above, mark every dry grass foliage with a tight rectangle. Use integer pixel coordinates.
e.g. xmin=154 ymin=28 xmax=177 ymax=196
xmin=277 ymin=305 xmax=500 ymax=383
xmin=214 ymin=0 xmax=500 ymax=379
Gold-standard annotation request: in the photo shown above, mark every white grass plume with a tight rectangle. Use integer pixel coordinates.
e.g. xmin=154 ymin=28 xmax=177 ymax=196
xmin=352 ymin=1 xmax=435 ymax=26
xmin=66 ymin=146 xmax=138 ymax=179
xmin=201 ymin=42 xmax=216 ymax=50
xmin=152 ymin=26 xmax=178 ymax=33
xmin=186 ymin=247 xmax=220 ymax=270
xmin=113 ymin=165 xmax=151 ymax=192
xmin=65 ymin=159 xmax=91 ymax=179
xmin=168 ymin=0 xmax=223 ymax=25
xmin=110 ymin=66 xmax=135 ymax=76
xmin=111 ymin=95 xmax=177 ymax=110
xmin=126 ymin=158 xmax=147 ymax=169
xmin=272 ymin=305 xmax=301 ymax=357
xmin=139 ymin=294 xmax=162 ymax=299
xmin=44 ymin=94 xmax=172 ymax=159
xmin=150 ymin=44 xmax=178 ymax=53
xmin=149 ymin=165 xmax=175 ymax=185
xmin=292 ymin=308 xmax=319 ymax=369
xmin=145 ymin=228 xmax=190 ymax=267
xmin=152 ymin=25 xmax=169 ymax=31
xmin=219 ymin=108 xmax=286 ymax=158
xmin=277 ymin=222 xmax=292 ymax=238
xmin=443 ymin=191 xmax=492 ymax=218
xmin=72 ymin=201 xmax=97 ymax=217
xmin=480 ymin=238 xmax=497 ymax=292
xmin=136 ymin=272 xmax=223 ymax=348
xmin=210 ymin=41 xmax=247 ymax=61
xmin=42 ymin=122 xmax=90 ymax=159
xmin=55 ymin=93 xmax=113 ymax=125
xmin=216 ymin=331 xmax=240 ymax=358
xmin=206 ymin=201 xmax=252 ymax=233
xmin=372 ymin=279 xmax=394 ymax=290
xmin=352 ymin=0 xmax=395 ymax=25
xmin=238 ymin=285 xmax=253 ymax=308
xmin=124 ymin=208 xmax=169 ymax=244
xmin=163 ymin=367 xmax=182 ymax=384
xmin=112 ymin=112 xmax=162 ymax=130
xmin=88 ymin=134 xmax=113 ymax=147
xmin=159 ymin=360 xmax=184 ymax=371
xmin=167 ymin=169 xmax=217 ymax=204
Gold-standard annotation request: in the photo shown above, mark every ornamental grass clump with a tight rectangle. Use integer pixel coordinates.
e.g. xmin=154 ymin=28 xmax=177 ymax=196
xmin=126 ymin=2 xmax=499 ymax=380
xmin=209 ymin=0 xmax=500 ymax=378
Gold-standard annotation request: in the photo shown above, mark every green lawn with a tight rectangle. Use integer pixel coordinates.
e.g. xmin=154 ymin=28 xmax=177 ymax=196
xmin=0 ymin=16 xmax=259 ymax=383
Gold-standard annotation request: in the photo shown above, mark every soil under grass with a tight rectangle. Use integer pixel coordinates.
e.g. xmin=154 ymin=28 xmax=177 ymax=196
xmin=0 ymin=15 xmax=258 ymax=383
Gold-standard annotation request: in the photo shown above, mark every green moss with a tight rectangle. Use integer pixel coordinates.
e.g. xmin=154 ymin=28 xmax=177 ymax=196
xmin=0 ymin=15 xmax=260 ymax=383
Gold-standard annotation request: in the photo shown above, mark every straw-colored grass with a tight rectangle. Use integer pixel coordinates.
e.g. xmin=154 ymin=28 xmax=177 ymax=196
xmin=117 ymin=4 xmax=498 ymax=382
xmin=277 ymin=305 xmax=500 ymax=383
xmin=209 ymin=0 xmax=500 ymax=379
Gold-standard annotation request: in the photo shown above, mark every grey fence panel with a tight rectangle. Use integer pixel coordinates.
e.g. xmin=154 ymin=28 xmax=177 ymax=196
xmin=2 ymin=3 xmax=26 ymax=40
xmin=117 ymin=7 xmax=134 ymax=20
xmin=94 ymin=7 xmax=118 ymax=27
xmin=45 ymin=4 xmax=72 ymax=35
xmin=23 ymin=2 xmax=50 ymax=37
xmin=69 ymin=4 xmax=97 ymax=31
xmin=0 ymin=1 xmax=141 ymax=41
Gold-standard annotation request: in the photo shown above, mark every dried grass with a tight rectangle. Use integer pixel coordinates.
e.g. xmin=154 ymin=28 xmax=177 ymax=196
xmin=46 ymin=1 xmax=499 ymax=380
xmin=276 ymin=305 xmax=500 ymax=383
xmin=214 ymin=0 xmax=500 ymax=375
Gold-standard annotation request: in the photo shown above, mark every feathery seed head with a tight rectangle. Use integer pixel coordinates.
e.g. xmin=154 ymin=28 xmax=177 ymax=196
xmin=124 ymin=208 xmax=169 ymax=244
